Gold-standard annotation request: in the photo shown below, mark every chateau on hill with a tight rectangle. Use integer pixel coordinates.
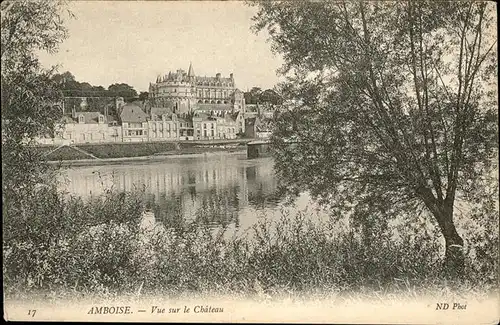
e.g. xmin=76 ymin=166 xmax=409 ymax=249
xmin=148 ymin=63 xmax=246 ymax=115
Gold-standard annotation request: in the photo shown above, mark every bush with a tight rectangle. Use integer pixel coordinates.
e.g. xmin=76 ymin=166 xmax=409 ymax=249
xmin=3 ymin=184 xmax=146 ymax=296
xmin=3 ymin=187 xmax=498 ymax=299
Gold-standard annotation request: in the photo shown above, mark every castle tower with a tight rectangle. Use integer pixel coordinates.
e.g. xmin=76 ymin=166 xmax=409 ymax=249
xmin=187 ymin=62 xmax=195 ymax=78
xmin=187 ymin=62 xmax=196 ymax=86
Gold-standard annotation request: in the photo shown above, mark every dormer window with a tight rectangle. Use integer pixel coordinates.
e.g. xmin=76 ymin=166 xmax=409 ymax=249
xmin=98 ymin=115 xmax=104 ymax=124
xmin=78 ymin=115 xmax=84 ymax=124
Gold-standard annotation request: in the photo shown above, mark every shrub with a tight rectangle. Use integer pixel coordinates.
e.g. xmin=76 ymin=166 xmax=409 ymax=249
xmin=3 ymin=187 xmax=498 ymax=299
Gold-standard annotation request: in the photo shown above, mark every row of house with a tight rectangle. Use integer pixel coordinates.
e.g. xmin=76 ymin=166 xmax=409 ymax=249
xmin=37 ymin=101 xmax=271 ymax=145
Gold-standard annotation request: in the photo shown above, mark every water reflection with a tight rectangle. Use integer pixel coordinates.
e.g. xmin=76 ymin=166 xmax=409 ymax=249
xmin=60 ymin=152 xmax=286 ymax=230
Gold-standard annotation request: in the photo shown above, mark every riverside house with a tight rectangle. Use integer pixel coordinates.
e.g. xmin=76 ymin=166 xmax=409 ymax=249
xmin=120 ymin=103 xmax=149 ymax=142
xmin=36 ymin=99 xmax=122 ymax=145
xmin=148 ymin=106 xmax=181 ymax=141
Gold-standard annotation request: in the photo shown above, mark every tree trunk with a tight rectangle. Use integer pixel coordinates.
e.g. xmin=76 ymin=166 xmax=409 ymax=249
xmin=433 ymin=203 xmax=465 ymax=277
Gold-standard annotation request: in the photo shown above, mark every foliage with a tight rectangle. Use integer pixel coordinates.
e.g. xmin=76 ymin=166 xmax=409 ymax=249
xmin=244 ymin=87 xmax=283 ymax=105
xmin=3 ymin=189 xmax=497 ymax=298
xmin=108 ymin=83 xmax=138 ymax=100
xmin=139 ymin=91 xmax=149 ymax=101
xmin=250 ymin=0 xmax=498 ymax=273
xmin=51 ymin=70 xmax=139 ymax=100
xmin=1 ymin=0 xmax=71 ymax=216
xmin=3 ymin=185 xmax=146 ymax=295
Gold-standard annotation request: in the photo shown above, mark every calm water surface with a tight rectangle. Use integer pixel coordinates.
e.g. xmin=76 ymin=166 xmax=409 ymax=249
xmin=59 ymin=152 xmax=329 ymax=233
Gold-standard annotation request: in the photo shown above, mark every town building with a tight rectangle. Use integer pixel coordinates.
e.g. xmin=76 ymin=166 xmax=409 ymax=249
xmin=36 ymin=97 xmax=125 ymax=145
xmin=148 ymin=106 xmax=181 ymax=141
xmin=215 ymin=114 xmax=238 ymax=140
xmin=244 ymin=116 xmax=273 ymax=139
xmin=192 ymin=113 xmax=218 ymax=140
xmin=120 ymin=103 xmax=149 ymax=142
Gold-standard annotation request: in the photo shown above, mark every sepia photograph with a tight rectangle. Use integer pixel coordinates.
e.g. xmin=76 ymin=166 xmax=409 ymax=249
xmin=2 ymin=0 xmax=498 ymax=323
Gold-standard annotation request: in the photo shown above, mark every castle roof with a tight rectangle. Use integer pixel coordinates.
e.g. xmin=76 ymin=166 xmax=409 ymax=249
xmin=195 ymin=103 xmax=233 ymax=111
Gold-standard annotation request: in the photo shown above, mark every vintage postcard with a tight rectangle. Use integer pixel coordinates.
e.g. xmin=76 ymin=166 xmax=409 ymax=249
xmin=2 ymin=0 xmax=498 ymax=323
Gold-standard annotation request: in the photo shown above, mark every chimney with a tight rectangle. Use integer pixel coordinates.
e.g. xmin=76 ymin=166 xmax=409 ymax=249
xmin=71 ymin=105 xmax=76 ymax=118
xmin=230 ymin=73 xmax=233 ymax=79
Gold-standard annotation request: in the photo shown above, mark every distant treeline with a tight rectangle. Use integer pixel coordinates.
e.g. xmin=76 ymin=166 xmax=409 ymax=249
xmin=51 ymin=71 xmax=148 ymax=100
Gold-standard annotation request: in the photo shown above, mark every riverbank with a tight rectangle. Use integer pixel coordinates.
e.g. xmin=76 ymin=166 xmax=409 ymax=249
xmin=48 ymin=148 xmax=247 ymax=167
xmin=36 ymin=141 xmax=249 ymax=165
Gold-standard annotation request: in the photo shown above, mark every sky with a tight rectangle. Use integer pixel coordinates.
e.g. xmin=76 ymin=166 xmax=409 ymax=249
xmin=37 ymin=1 xmax=284 ymax=93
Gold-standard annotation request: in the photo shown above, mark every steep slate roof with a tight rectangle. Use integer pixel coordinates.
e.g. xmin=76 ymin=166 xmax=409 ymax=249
xmin=120 ymin=104 xmax=148 ymax=123
xmin=150 ymin=106 xmax=173 ymax=117
xmin=193 ymin=112 xmax=216 ymax=121
xmin=60 ymin=115 xmax=75 ymax=124
xmin=76 ymin=112 xmax=102 ymax=124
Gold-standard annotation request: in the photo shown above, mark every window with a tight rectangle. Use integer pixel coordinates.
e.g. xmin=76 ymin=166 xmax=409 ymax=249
xmin=211 ymin=123 xmax=214 ymax=129
xmin=211 ymin=129 xmax=214 ymax=137
xmin=78 ymin=115 xmax=84 ymax=123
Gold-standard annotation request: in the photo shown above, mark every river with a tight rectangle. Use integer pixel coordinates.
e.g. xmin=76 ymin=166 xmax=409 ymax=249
xmin=58 ymin=151 xmax=330 ymax=234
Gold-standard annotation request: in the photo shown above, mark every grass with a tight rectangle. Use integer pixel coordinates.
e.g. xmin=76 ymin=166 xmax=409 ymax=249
xmin=35 ymin=142 xmax=178 ymax=160
xmin=34 ymin=142 xmax=247 ymax=161
xmin=3 ymin=185 xmax=498 ymax=302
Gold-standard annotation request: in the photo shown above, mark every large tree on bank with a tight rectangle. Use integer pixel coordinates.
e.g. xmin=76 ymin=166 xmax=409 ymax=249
xmin=1 ymin=0 xmax=71 ymax=209
xmin=251 ymin=0 xmax=497 ymax=274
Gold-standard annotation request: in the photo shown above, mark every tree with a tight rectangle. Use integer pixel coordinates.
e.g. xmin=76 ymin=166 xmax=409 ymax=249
xmin=260 ymin=88 xmax=283 ymax=105
xmin=244 ymin=87 xmax=263 ymax=104
xmin=2 ymin=0 xmax=71 ymax=201
xmin=139 ymin=91 xmax=149 ymax=101
xmin=108 ymin=83 xmax=138 ymax=99
xmin=51 ymin=71 xmax=76 ymax=87
xmin=251 ymin=0 xmax=497 ymax=274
